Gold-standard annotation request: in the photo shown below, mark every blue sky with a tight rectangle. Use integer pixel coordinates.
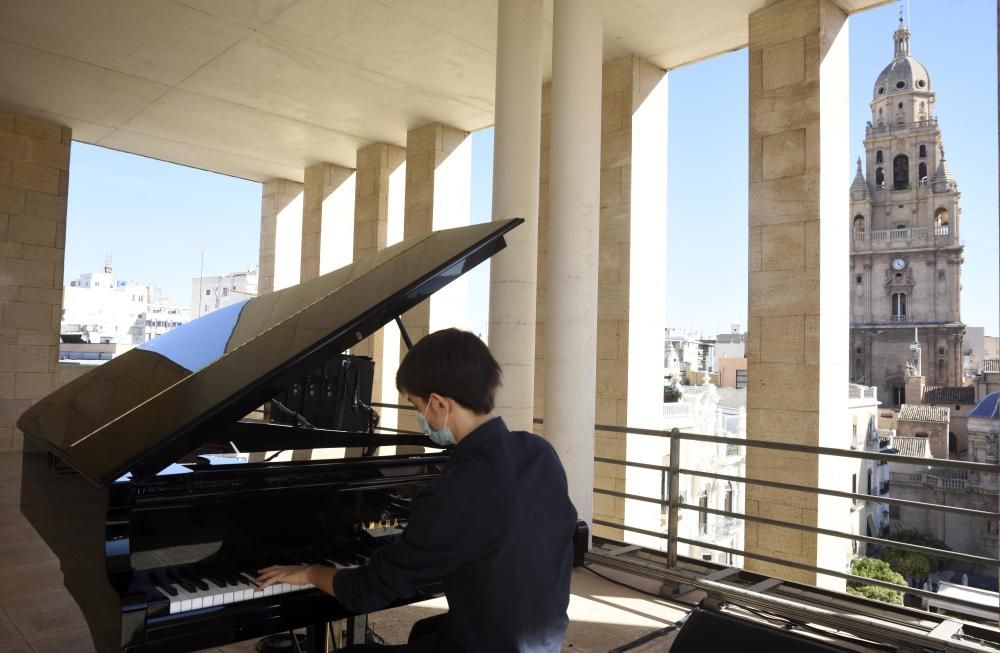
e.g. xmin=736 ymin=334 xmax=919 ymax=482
xmin=66 ymin=0 xmax=998 ymax=337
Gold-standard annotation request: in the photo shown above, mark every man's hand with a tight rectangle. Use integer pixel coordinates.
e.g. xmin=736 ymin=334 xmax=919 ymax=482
xmin=255 ymin=564 xmax=337 ymax=595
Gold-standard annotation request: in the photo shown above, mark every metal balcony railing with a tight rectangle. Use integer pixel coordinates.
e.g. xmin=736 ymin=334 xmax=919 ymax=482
xmin=579 ymin=421 xmax=1000 ymax=619
xmin=375 ymin=402 xmax=999 ymax=619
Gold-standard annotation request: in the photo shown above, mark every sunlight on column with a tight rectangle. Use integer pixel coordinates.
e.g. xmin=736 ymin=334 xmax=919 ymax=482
xmin=273 ymin=189 xmax=304 ymax=290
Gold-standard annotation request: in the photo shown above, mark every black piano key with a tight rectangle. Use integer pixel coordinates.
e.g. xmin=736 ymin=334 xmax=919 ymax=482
xmin=218 ymin=565 xmax=241 ymax=586
xmin=165 ymin=568 xmax=197 ymax=593
xmin=201 ymin=569 xmax=228 ymax=589
xmin=178 ymin=567 xmax=210 ymax=592
xmin=149 ymin=570 xmax=178 ymax=597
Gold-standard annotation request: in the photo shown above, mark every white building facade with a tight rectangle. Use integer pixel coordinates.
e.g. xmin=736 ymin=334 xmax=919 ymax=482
xmin=191 ymin=269 xmax=259 ymax=318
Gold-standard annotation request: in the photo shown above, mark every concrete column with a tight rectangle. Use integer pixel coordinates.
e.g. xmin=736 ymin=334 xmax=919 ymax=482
xmin=545 ymin=0 xmax=603 ymax=530
xmin=353 ymin=143 xmax=405 ymax=429
xmin=259 ymin=179 xmax=304 ymax=294
xmin=301 ymin=163 xmax=355 ymax=283
xmin=488 ymin=0 xmax=544 ymax=432
xmin=399 ymin=123 xmax=471 ymax=437
xmin=0 ymin=114 xmax=70 ymax=451
xmin=745 ymin=0 xmax=851 ymax=589
xmin=593 ymin=57 xmax=668 ymax=544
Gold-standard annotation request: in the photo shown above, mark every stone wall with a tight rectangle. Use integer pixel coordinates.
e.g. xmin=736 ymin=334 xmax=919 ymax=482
xmin=0 ymin=114 xmax=70 ymax=451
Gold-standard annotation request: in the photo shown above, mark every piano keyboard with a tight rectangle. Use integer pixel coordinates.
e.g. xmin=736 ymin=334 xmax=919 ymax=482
xmin=151 ymin=557 xmax=358 ymax=616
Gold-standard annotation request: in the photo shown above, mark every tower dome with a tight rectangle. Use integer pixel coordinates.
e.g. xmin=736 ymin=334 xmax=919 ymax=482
xmin=872 ymin=18 xmax=931 ymax=100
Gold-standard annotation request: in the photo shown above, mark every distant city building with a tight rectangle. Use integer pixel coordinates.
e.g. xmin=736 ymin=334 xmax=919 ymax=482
xmin=62 ymin=266 xmax=189 ymax=349
xmin=714 ymin=324 xmax=746 ymax=360
xmin=191 ymin=268 xmax=258 ymax=317
xmin=887 ymin=392 xmax=998 ymax=586
xmin=849 ymin=20 xmax=965 ymax=405
xmin=664 ymin=328 xmax=717 ymax=380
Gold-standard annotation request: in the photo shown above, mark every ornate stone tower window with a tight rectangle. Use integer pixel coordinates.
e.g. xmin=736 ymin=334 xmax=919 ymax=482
xmin=934 ymin=207 xmax=950 ymax=234
xmin=853 ymin=215 xmax=866 ymax=237
xmin=893 ymin=154 xmax=909 ymax=190
xmin=876 ymin=150 xmax=883 ymax=163
xmin=919 ymin=144 xmax=927 ymax=157
xmin=891 ymin=292 xmax=907 ymax=321
xmin=918 ymin=161 xmax=928 ymax=182
xmin=875 ymin=166 xmax=885 ymax=187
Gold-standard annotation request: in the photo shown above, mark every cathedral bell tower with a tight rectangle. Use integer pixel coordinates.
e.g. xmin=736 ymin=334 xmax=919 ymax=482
xmin=848 ymin=18 xmax=964 ymax=405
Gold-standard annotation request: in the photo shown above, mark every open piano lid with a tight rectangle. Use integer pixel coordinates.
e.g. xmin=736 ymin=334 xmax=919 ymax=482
xmin=18 ymin=219 xmax=522 ymax=487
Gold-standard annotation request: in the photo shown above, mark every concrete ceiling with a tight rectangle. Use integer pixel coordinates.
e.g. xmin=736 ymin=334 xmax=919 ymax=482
xmin=0 ymin=0 xmax=889 ymax=183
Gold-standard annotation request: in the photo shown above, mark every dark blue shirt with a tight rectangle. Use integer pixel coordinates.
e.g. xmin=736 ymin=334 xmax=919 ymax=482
xmin=333 ymin=417 xmax=578 ymax=652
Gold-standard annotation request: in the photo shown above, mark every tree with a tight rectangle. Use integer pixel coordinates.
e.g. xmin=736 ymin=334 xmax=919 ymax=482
xmin=879 ymin=530 xmax=951 ymax=587
xmin=847 ymin=557 xmax=906 ymax=605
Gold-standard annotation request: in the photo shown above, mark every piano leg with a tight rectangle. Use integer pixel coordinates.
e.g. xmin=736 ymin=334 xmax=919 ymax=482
xmin=305 ymin=623 xmax=329 ymax=653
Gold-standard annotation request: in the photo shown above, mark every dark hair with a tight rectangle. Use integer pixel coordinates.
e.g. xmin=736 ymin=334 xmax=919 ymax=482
xmin=396 ymin=328 xmax=501 ymax=414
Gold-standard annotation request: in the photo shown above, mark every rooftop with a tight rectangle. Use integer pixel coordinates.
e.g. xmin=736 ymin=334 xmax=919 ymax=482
xmin=922 ymin=386 xmax=977 ymax=405
xmin=898 ymin=404 xmax=950 ymax=424
xmin=891 ymin=435 xmax=931 ymax=458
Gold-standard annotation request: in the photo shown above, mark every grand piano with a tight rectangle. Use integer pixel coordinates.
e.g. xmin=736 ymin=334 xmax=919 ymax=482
xmin=17 ymin=219 xmax=534 ymax=652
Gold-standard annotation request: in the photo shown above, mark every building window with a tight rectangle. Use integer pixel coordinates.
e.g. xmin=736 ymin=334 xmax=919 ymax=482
xmin=735 ymin=369 xmax=747 ymax=389
xmin=851 ymin=474 xmax=858 ymax=505
xmin=934 ymin=208 xmax=950 ymax=234
xmin=853 ymin=215 xmax=865 ymax=237
xmin=937 ymin=359 xmax=945 ymax=378
xmin=891 ymin=292 xmax=906 ymax=321
xmin=855 ymin=275 xmax=862 ymax=284
xmin=893 ymin=154 xmax=909 ymax=190
xmin=222 ymin=288 xmax=229 ymax=297
xmin=919 ymin=144 xmax=927 ymax=158
xmin=892 ymin=386 xmax=905 ymax=406
xmin=876 ymin=150 xmax=883 ymax=163
xmin=205 ymin=289 xmax=211 ymax=296
xmin=724 ymin=483 xmax=734 ymax=516
xmin=875 ymin=167 xmax=885 ymax=187
xmin=937 ymin=347 xmax=945 ymax=356
xmin=918 ymin=162 xmax=927 ymax=181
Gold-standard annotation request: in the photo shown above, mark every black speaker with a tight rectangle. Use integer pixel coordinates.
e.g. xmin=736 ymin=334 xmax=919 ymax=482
xmin=670 ymin=606 xmax=853 ymax=652
xmin=270 ymin=354 xmax=375 ymax=431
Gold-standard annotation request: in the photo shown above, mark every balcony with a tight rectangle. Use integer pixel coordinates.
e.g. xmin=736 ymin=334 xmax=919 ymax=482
xmin=865 ymin=117 xmax=939 ymax=137
xmin=890 ymin=469 xmax=997 ymax=494
xmin=851 ymin=226 xmax=959 ymax=252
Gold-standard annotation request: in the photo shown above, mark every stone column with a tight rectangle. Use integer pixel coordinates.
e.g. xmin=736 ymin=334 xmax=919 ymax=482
xmin=593 ymin=57 xmax=668 ymax=544
xmin=0 ymin=114 xmax=70 ymax=451
xmin=353 ymin=143 xmax=405 ymax=428
xmin=301 ymin=163 xmax=355 ymax=283
xmin=259 ymin=179 xmax=304 ymax=294
xmin=399 ymin=124 xmax=471 ymax=437
xmin=745 ymin=0 xmax=851 ymax=589
xmin=545 ymin=0 xmax=603 ymax=531
xmin=488 ymin=0 xmax=544 ymax=432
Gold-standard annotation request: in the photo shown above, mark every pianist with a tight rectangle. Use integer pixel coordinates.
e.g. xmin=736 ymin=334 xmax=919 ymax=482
xmin=256 ymin=328 xmax=578 ymax=652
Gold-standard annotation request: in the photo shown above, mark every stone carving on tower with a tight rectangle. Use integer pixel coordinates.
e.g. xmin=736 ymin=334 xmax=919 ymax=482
xmin=848 ymin=18 xmax=965 ymax=406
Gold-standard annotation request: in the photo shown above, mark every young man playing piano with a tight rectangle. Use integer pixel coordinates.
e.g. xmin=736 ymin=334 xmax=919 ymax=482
xmin=256 ymin=328 xmax=579 ymax=652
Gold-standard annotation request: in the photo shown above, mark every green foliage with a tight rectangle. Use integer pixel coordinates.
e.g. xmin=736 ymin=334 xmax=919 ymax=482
xmin=880 ymin=529 xmax=951 ymax=585
xmin=663 ymin=386 xmax=683 ymax=403
xmin=847 ymin=557 xmax=905 ymax=605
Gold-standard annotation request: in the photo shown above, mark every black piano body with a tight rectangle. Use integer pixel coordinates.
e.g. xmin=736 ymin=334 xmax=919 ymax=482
xmin=18 ymin=220 xmax=524 ymax=652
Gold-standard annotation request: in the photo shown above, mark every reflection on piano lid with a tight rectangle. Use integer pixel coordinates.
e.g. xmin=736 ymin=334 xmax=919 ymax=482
xmin=18 ymin=219 xmax=522 ymax=486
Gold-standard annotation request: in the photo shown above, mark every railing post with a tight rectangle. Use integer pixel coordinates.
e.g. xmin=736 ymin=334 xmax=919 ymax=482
xmin=667 ymin=427 xmax=681 ymax=568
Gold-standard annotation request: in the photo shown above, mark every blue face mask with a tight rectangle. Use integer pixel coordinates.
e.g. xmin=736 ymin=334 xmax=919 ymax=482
xmin=417 ymin=401 xmax=456 ymax=447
